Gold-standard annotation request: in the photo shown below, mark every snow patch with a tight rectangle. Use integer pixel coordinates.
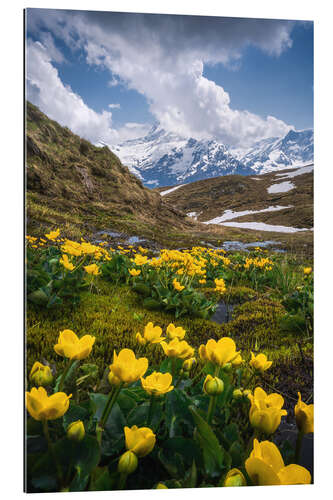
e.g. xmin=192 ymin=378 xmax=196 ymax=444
xmin=275 ymin=164 xmax=314 ymax=180
xmin=160 ymin=184 xmax=185 ymax=196
xmin=219 ymin=222 xmax=311 ymax=233
xmin=267 ymin=181 xmax=295 ymax=194
xmin=203 ymin=205 xmax=292 ymax=225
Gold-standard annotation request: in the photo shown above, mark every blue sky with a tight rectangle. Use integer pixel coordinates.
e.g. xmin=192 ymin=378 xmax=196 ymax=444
xmin=26 ymin=10 xmax=313 ymax=146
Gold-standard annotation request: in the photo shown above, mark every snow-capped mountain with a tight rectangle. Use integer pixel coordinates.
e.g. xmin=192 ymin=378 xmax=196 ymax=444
xmin=237 ymin=129 xmax=314 ymax=174
xmin=110 ymin=124 xmax=313 ymax=187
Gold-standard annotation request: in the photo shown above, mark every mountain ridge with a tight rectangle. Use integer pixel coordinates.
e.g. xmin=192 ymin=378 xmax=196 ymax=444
xmin=111 ymin=124 xmax=313 ymax=187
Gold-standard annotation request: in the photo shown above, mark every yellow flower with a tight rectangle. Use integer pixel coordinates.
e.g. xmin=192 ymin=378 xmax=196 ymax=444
xmin=303 ymin=267 xmax=312 ymax=275
xmin=141 ymin=371 xmax=174 ymax=396
xmin=59 ymin=254 xmax=74 ymax=271
xmin=26 ymin=387 xmax=71 ymax=421
xmin=134 ymin=254 xmax=148 ymax=266
xmin=54 ymin=329 xmax=95 ymax=360
xmin=232 ymin=353 xmax=244 ymax=366
xmin=136 ymin=322 xmax=165 ymax=345
xmin=223 ymin=468 xmax=247 ymax=487
xmin=124 ymin=425 xmax=156 ymax=457
xmin=249 ymin=352 xmax=272 ymax=373
xmin=138 ymin=246 xmax=148 ymax=254
xmin=203 ymin=374 xmax=224 ymax=396
xmin=166 ymin=323 xmax=186 ymax=340
xmin=248 ymin=387 xmax=287 ymax=435
xmin=173 ymin=278 xmax=185 ymax=291
xmin=81 ymin=242 xmax=98 ymax=255
xmin=199 ymin=279 xmax=206 ymax=284
xmin=199 ymin=338 xmax=240 ymax=367
xmin=61 ymin=239 xmax=82 ymax=256
xmin=129 ymin=268 xmax=141 ymax=276
xmin=109 ymin=349 xmax=148 ymax=385
xmin=294 ymin=392 xmax=314 ymax=434
xmin=67 ymin=420 xmax=85 ymax=442
xmin=84 ymin=263 xmax=100 ymax=275
xmin=215 ymin=278 xmax=226 ymax=293
xmin=245 ymin=439 xmax=311 ymax=485
xmin=29 ymin=362 xmax=53 ymax=387
xmin=160 ymin=338 xmax=194 ymax=360
xmin=45 ymin=228 xmax=60 ymax=241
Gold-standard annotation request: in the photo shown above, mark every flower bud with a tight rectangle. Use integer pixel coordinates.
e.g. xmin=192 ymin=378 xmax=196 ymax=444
xmin=29 ymin=362 xmax=53 ymax=387
xmin=156 ymin=483 xmax=168 ymax=489
xmin=118 ymin=451 xmax=138 ymax=475
xmin=243 ymin=390 xmax=252 ymax=398
xmin=183 ymin=357 xmax=196 ymax=371
xmin=67 ymin=420 xmax=85 ymax=442
xmin=222 ymin=363 xmax=232 ymax=373
xmin=203 ymin=375 xmax=224 ymax=396
xmin=233 ymin=389 xmax=243 ymax=399
xmin=223 ymin=468 xmax=247 ymax=487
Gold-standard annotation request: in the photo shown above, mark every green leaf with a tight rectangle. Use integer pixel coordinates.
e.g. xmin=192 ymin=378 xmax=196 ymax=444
xmin=62 ymin=402 xmax=90 ymax=431
xmin=54 ymin=360 xmax=79 ymax=393
xmin=159 ymin=437 xmax=202 ymax=479
xmin=132 ymin=283 xmax=151 ymax=296
xmin=31 ymin=474 xmax=57 ymax=492
xmin=32 ymin=435 xmax=100 ymax=491
xmin=142 ymin=298 xmax=161 ymax=310
xmin=189 ymin=406 xmax=225 ymax=477
xmin=89 ymin=393 xmax=125 ymax=437
xmin=165 ymin=389 xmax=194 ymax=438
xmin=183 ymin=460 xmax=197 ymax=488
xmin=89 ymin=467 xmax=117 ymax=491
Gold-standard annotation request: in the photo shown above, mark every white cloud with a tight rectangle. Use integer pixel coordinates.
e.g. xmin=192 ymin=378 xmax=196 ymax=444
xmin=108 ymin=103 xmax=121 ymax=109
xmin=27 ymin=10 xmax=300 ymax=146
xmin=26 ymin=39 xmax=117 ymax=144
xmin=26 ymin=38 xmax=149 ymax=144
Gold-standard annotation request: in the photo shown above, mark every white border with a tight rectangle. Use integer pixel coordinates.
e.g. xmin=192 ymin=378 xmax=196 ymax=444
xmin=1 ymin=0 xmax=332 ymax=498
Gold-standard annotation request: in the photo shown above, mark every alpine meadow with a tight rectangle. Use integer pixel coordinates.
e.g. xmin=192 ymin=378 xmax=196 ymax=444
xmin=25 ymin=9 xmax=314 ymax=493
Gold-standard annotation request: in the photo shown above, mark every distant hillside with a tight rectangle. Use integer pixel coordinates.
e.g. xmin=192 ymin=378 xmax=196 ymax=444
xmin=156 ymin=164 xmax=313 ymax=232
xmin=25 ymin=102 xmax=192 ymax=242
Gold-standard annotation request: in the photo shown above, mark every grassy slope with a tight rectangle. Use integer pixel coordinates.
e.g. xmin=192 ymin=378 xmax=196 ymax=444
xmin=156 ymin=169 xmax=313 ymax=254
xmin=26 ymin=101 xmax=194 ymax=244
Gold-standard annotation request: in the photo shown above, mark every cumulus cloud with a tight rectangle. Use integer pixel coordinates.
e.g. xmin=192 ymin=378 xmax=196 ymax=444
xmin=108 ymin=103 xmax=121 ymax=109
xmin=26 ymin=38 xmax=118 ymax=144
xmin=27 ymin=10 xmax=299 ymax=146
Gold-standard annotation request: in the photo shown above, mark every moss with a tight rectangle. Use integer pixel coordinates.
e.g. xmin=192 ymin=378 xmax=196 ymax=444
xmin=214 ymin=298 xmax=287 ymax=350
xmin=26 ymin=281 xmax=226 ymax=377
xmin=205 ymin=285 xmax=258 ymax=304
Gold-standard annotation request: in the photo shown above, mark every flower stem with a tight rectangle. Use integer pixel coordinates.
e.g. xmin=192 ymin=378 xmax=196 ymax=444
xmin=174 ymin=370 xmax=184 ymax=389
xmin=97 ymin=384 xmax=123 ymax=444
xmin=207 ymin=396 xmax=217 ymax=424
xmin=117 ymin=472 xmax=128 ymax=490
xmin=171 ymin=358 xmax=176 ymax=379
xmin=42 ymin=419 xmax=63 ymax=487
xmin=243 ymin=370 xmax=256 ymax=390
xmin=58 ymin=359 xmax=75 ymax=392
xmin=147 ymin=394 xmax=155 ymax=426
xmin=190 ymin=365 xmax=205 ymax=387
xmin=295 ymin=430 xmax=304 ymax=464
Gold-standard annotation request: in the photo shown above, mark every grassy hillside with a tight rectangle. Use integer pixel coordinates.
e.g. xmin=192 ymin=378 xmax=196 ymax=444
xmin=157 ymin=168 xmax=313 ymax=229
xmin=26 ymin=102 xmax=193 ymax=243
